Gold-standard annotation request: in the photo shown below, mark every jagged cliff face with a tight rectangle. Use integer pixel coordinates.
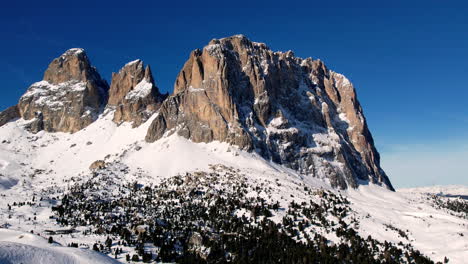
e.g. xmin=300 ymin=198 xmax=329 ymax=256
xmin=146 ymin=35 xmax=393 ymax=190
xmin=10 ymin=50 xmax=165 ymax=132
xmin=17 ymin=48 xmax=109 ymax=133
xmin=0 ymin=36 xmax=392 ymax=190
xmin=108 ymin=60 xmax=165 ymax=127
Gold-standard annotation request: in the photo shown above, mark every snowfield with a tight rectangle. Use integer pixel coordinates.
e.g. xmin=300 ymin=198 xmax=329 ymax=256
xmin=0 ymin=229 xmax=120 ymax=264
xmin=0 ymin=112 xmax=466 ymax=263
xmin=347 ymin=186 xmax=467 ymax=263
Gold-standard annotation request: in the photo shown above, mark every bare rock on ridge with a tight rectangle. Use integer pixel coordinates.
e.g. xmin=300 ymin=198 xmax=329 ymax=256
xmin=17 ymin=48 xmax=109 ymax=133
xmin=0 ymin=105 xmax=20 ymax=127
xmin=108 ymin=60 xmax=166 ymax=127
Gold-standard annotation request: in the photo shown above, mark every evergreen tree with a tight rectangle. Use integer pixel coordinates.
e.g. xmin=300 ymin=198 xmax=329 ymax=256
xmin=92 ymin=243 xmax=99 ymax=252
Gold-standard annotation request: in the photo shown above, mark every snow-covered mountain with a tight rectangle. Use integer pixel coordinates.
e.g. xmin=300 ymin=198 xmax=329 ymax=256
xmin=0 ymin=36 xmax=466 ymax=263
xmin=146 ymin=35 xmax=392 ymax=190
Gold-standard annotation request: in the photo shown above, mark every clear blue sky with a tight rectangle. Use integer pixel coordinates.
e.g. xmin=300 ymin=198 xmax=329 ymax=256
xmin=1 ymin=0 xmax=467 ymax=188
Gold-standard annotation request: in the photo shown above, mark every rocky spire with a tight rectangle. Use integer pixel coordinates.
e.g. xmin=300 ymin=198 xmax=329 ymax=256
xmin=108 ymin=60 xmax=166 ymax=127
xmin=146 ymin=35 xmax=393 ymax=190
xmin=17 ymin=48 xmax=109 ymax=133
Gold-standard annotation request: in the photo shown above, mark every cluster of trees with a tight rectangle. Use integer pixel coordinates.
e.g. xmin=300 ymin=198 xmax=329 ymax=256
xmin=51 ymin=164 xmax=437 ymax=263
xmin=430 ymin=194 xmax=468 ymax=218
xmin=384 ymin=224 xmax=409 ymax=240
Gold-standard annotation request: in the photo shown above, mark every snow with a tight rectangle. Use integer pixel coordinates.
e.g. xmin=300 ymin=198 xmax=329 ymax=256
xmin=0 ymin=111 xmax=286 ymax=195
xmin=63 ymin=48 xmax=85 ymax=57
xmin=217 ymin=34 xmax=246 ymax=41
xmin=125 ymin=79 xmax=153 ymax=100
xmin=232 ymin=34 xmax=245 ymax=38
xmin=0 ymin=112 xmax=466 ymax=263
xmin=21 ymin=81 xmax=87 ymax=109
xmin=124 ymin=59 xmax=141 ymax=67
xmin=204 ymin=44 xmax=224 ymax=57
xmin=0 ymin=229 xmax=120 ymax=264
xmin=313 ymin=131 xmax=341 ymax=149
xmin=398 ymin=185 xmax=468 ymax=196
xmin=268 ymin=116 xmax=285 ymax=128
xmin=0 ymin=159 xmax=8 ymax=170
xmin=300 ymin=58 xmax=313 ymax=67
xmin=347 ymin=185 xmax=468 ymax=264
xmin=331 ymin=71 xmax=352 ymax=87
xmin=338 ymin=112 xmax=350 ymax=124
xmin=188 ymin=86 xmax=205 ymax=93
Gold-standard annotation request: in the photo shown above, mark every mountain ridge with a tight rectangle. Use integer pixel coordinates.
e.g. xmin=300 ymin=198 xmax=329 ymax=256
xmin=0 ymin=35 xmax=392 ymax=190
xmin=0 ymin=100 xmax=466 ymax=263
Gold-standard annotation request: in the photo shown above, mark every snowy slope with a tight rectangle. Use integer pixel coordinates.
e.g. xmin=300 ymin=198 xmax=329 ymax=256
xmin=0 ymin=112 xmax=467 ymax=263
xmin=0 ymin=229 xmax=120 ymax=264
xmin=347 ymin=186 xmax=467 ymax=263
xmin=398 ymin=185 xmax=468 ymax=196
xmin=0 ymin=110 xmax=286 ymax=191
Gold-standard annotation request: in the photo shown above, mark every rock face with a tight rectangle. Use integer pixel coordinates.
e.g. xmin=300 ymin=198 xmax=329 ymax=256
xmin=0 ymin=105 xmax=20 ymax=127
xmin=108 ymin=60 xmax=165 ymax=127
xmin=146 ymin=35 xmax=393 ymax=190
xmin=17 ymin=48 xmax=109 ymax=133
xmin=3 ymin=37 xmax=392 ymax=190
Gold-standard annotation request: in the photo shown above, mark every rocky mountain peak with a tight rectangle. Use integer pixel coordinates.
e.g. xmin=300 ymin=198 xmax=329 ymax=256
xmin=43 ymin=48 xmax=103 ymax=85
xmin=109 ymin=60 xmax=165 ymax=127
xmin=109 ymin=59 xmax=148 ymax=105
xmin=0 ymin=38 xmax=393 ymax=190
xmin=147 ymin=35 xmax=393 ymax=190
xmin=16 ymin=48 xmax=109 ymax=133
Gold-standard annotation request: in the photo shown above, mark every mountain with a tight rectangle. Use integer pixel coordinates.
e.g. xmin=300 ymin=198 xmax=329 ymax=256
xmin=148 ymin=35 xmax=391 ymax=190
xmin=0 ymin=36 xmax=466 ymax=263
xmin=108 ymin=59 xmax=166 ymax=127
xmin=1 ymin=35 xmax=391 ymax=191
xmin=17 ymin=48 xmax=109 ymax=133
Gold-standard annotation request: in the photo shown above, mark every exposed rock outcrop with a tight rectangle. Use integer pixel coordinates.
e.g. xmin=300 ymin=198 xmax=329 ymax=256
xmin=108 ymin=60 xmax=165 ymax=127
xmin=0 ymin=105 xmax=20 ymax=127
xmin=89 ymin=160 xmax=106 ymax=170
xmin=17 ymin=48 xmax=109 ymax=133
xmin=146 ymin=35 xmax=393 ymax=190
